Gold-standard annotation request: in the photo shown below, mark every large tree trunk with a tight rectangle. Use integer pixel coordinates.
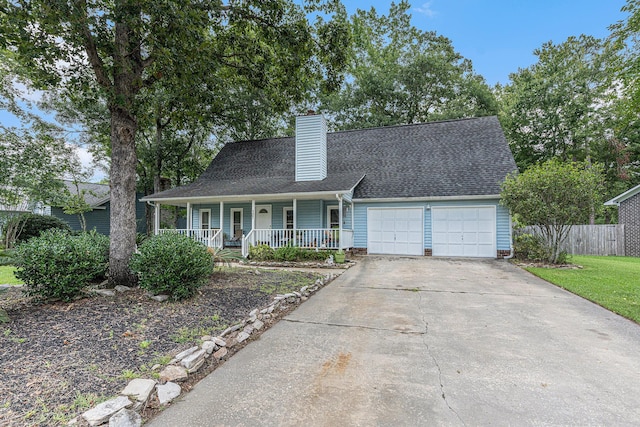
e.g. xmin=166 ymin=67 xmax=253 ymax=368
xmin=108 ymin=108 xmax=138 ymax=286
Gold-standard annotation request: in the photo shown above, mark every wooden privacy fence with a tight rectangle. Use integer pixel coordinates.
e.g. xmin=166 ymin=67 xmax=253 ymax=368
xmin=522 ymin=224 xmax=625 ymax=256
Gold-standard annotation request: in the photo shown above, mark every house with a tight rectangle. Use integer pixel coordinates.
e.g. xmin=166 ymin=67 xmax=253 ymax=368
xmin=605 ymin=184 xmax=640 ymax=257
xmin=49 ymin=180 xmax=148 ymax=235
xmin=142 ymin=114 xmax=518 ymax=258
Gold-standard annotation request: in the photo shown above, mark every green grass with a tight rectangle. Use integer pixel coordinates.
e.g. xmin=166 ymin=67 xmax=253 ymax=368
xmin=525 ymin=255 xmax=640 ymax=323
xmin=0 ymin=266 xmax=23 ymax=285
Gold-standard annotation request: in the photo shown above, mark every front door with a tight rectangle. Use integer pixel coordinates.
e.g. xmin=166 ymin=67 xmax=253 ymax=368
xmin=255 ymin=205 xmax=272 ymax=229
xmin=200 ymin=209 xmax=211 ymax=238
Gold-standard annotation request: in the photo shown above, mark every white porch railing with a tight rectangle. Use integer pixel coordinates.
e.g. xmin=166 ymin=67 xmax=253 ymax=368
xmin=241 ymin=228 xmax=354 ymax=257
xmin=158 ymin=228 xmax=223 ymax=249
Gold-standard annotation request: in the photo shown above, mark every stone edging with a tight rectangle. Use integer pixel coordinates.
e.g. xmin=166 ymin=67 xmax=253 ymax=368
xmin=240 ymin=259 xmax=354 ymax=269
xmin=69 ymin=272 xmax=338 ymax=426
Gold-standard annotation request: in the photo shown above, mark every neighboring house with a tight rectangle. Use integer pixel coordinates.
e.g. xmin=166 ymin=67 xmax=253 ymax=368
xmin=605 ymin=184 xmax=640 ymax=257
xmin=142 ymin=114 xmax=518 ymax=258
xmin=49 ymin=181 xmax=148 ymax=235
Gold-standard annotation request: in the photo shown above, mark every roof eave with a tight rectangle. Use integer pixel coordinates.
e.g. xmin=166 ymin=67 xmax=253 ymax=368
xmin=604 ymin=184 xmax=640 ymax=206
xmin=352 ymin=194 xmax=502 ymax=202
xmin=141 ymin=189 xmax=357 ymax=204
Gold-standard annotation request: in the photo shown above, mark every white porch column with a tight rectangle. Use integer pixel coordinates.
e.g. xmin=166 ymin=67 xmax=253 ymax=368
xmin=186 ymin=202 xmax=192 ymax=230
xmin=351 ymin=201 xmax=355 ymax=231
xmin=154 ymin=202 xmax=161 ymax=235
xmin=293 ymin=199 xmax=297 ymax=230
xmin=338 ymin=195 xmax=343 ymax=250
xmin=251 ymin=200 xmax=256 ymax=230
xmin=219 ymin=201 xmax=224 ymax=232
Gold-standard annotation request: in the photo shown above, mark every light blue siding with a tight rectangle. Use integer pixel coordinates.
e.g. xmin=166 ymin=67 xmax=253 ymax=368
xmin=296 ymin=200 xmax=322 ymax=228
xmin=271 ymin=202 xmax=292 ymax=228
xmin=52 ymin=197 xmax=148 ymax=236
xmin=495 ymin=204 xmax=511 ymax=251
xmin=353 ymin=199 xmax=511 ymax=253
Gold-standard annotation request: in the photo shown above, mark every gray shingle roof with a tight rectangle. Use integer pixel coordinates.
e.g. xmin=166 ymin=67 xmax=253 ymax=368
xmin=60 ymin=181 xmax=110 ymax=207
xmin=145 ymin=116 xmax=517 ymax=201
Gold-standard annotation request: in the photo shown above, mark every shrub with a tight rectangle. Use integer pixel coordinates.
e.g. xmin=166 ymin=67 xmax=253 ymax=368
xmin=249 ymin=244 xmax=334 ymax=262
xmin=248 ymin=244 xmax=275 ymax=261
xmin=299 ymin=249 xmax=335 ymax=261
xmin=130 ymin=233 xmax=213 ymax=301
xmin=513 ymin=232 xmax=552 ymax=261
xmin=207 ymin=247 xmax=243 ymax=267
xmin=0 ymin=249 xmax=15 ymax=266
xmin=274 ymin=245 xmax=299 ymax=261
xmin=14 ymin=229 xmax=109 ymax=302
xmin=7 ymin=213 xmax=71 ymax=244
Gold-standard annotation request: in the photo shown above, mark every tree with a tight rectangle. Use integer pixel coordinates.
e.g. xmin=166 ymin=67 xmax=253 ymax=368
xmin=0 ymin=126 xmax=72 ymax=247
xmin=1 ymin=0 xmax=350 ymax=285
xmin=320 ymin=1 xmax=497 ymax=130
xmin=500 ymin=160 xmax=605 ymax=263
xmin=497 ymin=36 xmax=616 ymax=171
xmin=608 ymin=0 xmax=640 ymax=188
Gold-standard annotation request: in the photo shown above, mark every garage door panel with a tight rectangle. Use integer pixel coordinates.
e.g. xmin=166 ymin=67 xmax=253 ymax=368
xmin=367 ymin=208 xmax=424 ymax=256
xmin=462 ymin=232 xmax=478 ymax=244
xmin=432 ymin=207 xmax=496 ymax=258
xmin=395 ymin=221 xmax=408 ymax=232
xmin=478 ymin=233 xmax=494 ymax=244
xmin=448 ymin=222 xmax=463 ymax=232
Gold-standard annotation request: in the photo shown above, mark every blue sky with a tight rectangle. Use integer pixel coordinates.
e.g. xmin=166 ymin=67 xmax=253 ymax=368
xmin=341 ymin=0 xmax=629 ymax=86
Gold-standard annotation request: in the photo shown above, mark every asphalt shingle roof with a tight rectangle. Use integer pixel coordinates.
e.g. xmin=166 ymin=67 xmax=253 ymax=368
xmin=145 ymin=116 xmax=517 ymax=201
xmin=60 ymin=181 xmax=110 ymax=207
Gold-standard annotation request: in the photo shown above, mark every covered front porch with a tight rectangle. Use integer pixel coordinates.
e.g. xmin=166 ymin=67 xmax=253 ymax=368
xmin=153 ymin=194 xmax=355 ymax=258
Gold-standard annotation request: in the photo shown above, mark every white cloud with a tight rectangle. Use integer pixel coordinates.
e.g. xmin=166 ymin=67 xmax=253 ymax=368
xmin=414 ymin=1 xmax=437 ymax=17
xmin=12 ymin=80 xmax=45 ymax=103
xmin=69 ymin=144 xmax=107 ymax=183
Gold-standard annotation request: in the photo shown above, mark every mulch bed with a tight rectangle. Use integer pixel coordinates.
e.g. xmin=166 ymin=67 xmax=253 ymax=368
xmin=0 ymin=268 xmax=321 ymax=426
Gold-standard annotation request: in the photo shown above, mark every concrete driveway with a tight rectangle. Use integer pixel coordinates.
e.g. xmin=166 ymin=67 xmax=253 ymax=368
xmin=150 ymin=257 xmax=640 ymax=426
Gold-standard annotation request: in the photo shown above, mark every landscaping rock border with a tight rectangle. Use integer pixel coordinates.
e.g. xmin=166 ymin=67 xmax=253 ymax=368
xmin=240 ymin=259 xmax=355 ymax=269
xmin=68 ymin=272 xmax=338 ymax=426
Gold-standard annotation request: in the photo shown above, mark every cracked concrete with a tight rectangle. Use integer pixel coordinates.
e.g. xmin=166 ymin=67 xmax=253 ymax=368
xmin=150 ymin=256 xmax=640 ymax=426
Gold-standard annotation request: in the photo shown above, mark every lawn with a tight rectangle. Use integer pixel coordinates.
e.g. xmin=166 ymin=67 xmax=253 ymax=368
xmin=525 ymin=255 xmax=640 ymax=323
xmin=0 ymin=266 xmax=22 ymax=285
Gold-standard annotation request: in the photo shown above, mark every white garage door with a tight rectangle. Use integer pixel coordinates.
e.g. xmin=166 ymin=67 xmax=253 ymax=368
xmin=432 ymin=207 xmax=496 ymax=258
xmin=367 ymin=208 xmax=424 ymax=256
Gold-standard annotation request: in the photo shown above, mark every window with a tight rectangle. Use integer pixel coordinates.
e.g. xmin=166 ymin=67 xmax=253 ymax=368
xmin=200 ymin=209 xmax=211 ymax=229
xmin=231 ymin=208 xmax=243 ymax=239
xmin=200 ymin=209 xmax=211 ymax=238
xmin=327 ymin=206 xmax=339 ymax=229
xmin=284 ymin=208 xmax=294 ymax=230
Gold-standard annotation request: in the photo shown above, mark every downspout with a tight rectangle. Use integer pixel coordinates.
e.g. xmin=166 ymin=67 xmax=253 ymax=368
xmin=503 ymin=212 xmax=515 ymax=260
xmin=336 ymin=193 xmax=343 ymax=251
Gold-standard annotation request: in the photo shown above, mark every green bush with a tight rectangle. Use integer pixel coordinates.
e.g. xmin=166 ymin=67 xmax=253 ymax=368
xmin=274 ymin=245 xmax=299 ymax=261
xmin=130 ymin=233 xmax=213 ymax=301
xmin=249 ymin=244 xmax=334 ymax=262
xmin=14 ymin=230 xmax=109 ymax=302
xmin=248 ymin=244 xmax=275 ymax=261
xmin=513 ymin=233 xmax=552 ymax=261
xmin=0 ymin=249 xmax=15 ymax=266
xmin=7 ymin=213 xmax=71 ymax=243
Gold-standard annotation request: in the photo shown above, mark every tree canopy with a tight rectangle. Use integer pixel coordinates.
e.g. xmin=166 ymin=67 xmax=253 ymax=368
xmin=320 ymin=1 xmax=496 ymax=130
xmin=0 ymin=0 xmax=351 ymax=284
xmin=500 ymin=160 xmax=604 ymax=263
